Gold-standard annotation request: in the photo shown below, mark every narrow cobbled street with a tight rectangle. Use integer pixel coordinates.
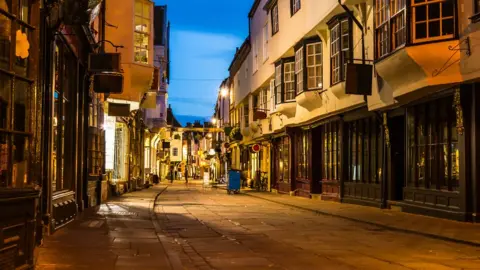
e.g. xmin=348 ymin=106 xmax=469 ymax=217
xmin=35 ymin=182 xmax=480 ymax=270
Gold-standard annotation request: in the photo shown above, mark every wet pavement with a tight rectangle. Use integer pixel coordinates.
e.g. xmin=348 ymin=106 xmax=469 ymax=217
xmin=36 ymin=182 xmax=480 ymax=269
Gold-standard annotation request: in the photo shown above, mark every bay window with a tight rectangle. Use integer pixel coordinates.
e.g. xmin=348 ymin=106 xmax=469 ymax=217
xmin=134 ymin=0 xmax=151 ymax=63
xmin=243 ymin=103 xmax=249 ymax=126
xmin=375 ymin=0 xmax=455 ymax=59
xmin=406 ymin=95 xmax=459 ymax=191
xmin=274 ymin=59 xmax=295 ymax=104
xmin=346 ymin=117 xmax=382 ymax=183
xmin=412 ymin=0 xmax=454 ymax=43
xmin=322 ymin=122 xmax=340 ymax=182
xmin=306 ymin=42 xmax=323 ymax=90
xmin=329 ymin=16 xmax=351 ymax=85
xmin=295 ymin=38 xmax=323 ymax=95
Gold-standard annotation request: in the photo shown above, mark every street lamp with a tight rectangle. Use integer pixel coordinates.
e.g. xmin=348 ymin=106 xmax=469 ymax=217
xmin=220 ymin=87 xmax=228 ymax=97
xmin=211 ymin=117 xmax=217 ymax=125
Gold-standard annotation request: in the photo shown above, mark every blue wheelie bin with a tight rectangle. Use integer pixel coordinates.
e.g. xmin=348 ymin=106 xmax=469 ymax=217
xmin=227 ymin=170 xmax=241 ymax=194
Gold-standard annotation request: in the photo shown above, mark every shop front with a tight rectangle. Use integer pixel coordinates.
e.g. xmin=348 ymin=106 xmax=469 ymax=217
xmin=0 ymin=0 xmax=41 ymax=267
xmin=387 ymin=89 xmax=469 ymax=221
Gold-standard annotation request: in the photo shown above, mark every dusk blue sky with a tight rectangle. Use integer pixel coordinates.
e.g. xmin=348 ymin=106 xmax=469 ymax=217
xmin=154 ymin=0 xmax=252 ymax=125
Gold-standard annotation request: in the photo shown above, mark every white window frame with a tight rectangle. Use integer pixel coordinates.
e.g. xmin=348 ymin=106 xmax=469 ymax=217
xmin=284 ymin=62 xmax=295 ymax=102
xmin=134 ymin=0 xmax=150 ymax=64
xmin=263 ymin=23 xmax=269 ymax=62
xmin=292 ymin=0 xmax=301 ymax=15
xmin=272 ymin=4 xmax=279 ymax=34
xmin=270 ymin=79 xmax=276 ymax=113
xmin=275 ymin=65 xmax=282 ymax=104
xmin=295 ymin=47 xmax=304 ymax=94
xmin=306 ymin=42 xmax=323 ymax=90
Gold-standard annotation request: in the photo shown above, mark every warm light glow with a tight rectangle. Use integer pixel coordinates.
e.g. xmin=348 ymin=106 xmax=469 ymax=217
xmin=211 ymin=117 xmax=217 ymax=124
xmin=208 ymin=149 xmax=216 ymax=155
xmin=318 ymin=82 xmax=323 ymax=89
xmin=220 ymin=87 xmax=228 ymax=97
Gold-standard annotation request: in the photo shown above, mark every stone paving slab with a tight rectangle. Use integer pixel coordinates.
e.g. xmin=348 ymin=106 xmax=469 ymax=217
xmin=231 ymin=189 xmax=480 ymax=246
xmin=35 ymin=185 xmax=173 ymax=270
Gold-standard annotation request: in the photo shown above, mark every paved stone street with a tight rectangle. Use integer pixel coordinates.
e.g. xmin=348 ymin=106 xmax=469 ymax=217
xmin=36 ymin=182 xmax=480 ymax=270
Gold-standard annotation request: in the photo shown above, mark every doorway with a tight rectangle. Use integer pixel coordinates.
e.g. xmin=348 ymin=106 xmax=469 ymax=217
xmin=389 ymin=115 xmax=405 ymax=201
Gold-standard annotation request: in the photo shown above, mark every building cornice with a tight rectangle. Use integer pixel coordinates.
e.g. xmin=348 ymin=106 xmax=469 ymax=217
xmin=248 ymin=0 xmax=262 ymax=18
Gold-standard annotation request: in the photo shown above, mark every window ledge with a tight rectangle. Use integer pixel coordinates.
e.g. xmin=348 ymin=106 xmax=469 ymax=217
xmin=470 ymin=13 xmax=480 ymax=23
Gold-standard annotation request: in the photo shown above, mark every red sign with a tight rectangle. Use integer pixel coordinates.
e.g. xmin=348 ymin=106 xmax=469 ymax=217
xmin=251 ymin=144 xmax=261 ymax=153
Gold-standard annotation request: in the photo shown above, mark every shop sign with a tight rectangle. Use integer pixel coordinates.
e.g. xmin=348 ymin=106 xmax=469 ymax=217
xmin=251 ymin=144 xmax=261 ymax=153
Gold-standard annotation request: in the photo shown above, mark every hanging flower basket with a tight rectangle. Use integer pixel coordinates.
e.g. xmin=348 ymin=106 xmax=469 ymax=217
xmin=224 ymin=126 xmax=233 ymax=136
xmin=229 ymin=127 xmax=243 ymax=141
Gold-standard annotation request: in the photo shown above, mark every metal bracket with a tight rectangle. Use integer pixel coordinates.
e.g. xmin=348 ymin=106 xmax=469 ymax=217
xmin=448 ymin=37 xmax=471 ymax=56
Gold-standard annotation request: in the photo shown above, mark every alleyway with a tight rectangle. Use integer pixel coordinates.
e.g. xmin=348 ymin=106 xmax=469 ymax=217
xmin=36 ymin=183 xmax=480 ymax=270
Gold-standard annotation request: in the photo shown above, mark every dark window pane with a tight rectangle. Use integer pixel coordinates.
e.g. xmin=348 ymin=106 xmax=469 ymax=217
xmin=0 ymin=73 xmax=10 ymax=129
xmin=415 ymin=5 xmax=427 ymax=22
xmin=442 ymin=19 xmax=454 ymax=36
xmin=0 ymin=14 xmax=12 ymax=70
xmin=442 ymin=2 xmax=454 ymax=17
xmin=428 ymin=3 xmax=440 ymax=20
xmin=14 ymin=79 xmax=30 ymax=132
xmin=416 ymin=23 xmax=427 ymax=39
xmin=429 ymin=20 xmax=441 ymax=37
xmin=12 ymin=135 xmax=28 ymax=187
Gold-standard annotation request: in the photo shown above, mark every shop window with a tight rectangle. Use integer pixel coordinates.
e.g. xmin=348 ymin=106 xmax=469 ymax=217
xmin=406 ymin=95 xmax=459 ymax=191
xmin=329 ymin=17 xmax=351 ymax=85
xmin=296 ymin=130 xmax=309 ymax=180
xmin=346 ymin=117 xmax=382 ymax=183
xmin=0 ymin=0 xmax=35 ymax=189
xmin=322 ymin=122 xmax=340 ymax=181
xmin=134 ymin=0 xmax=151 ymax=63
xmin=274 ymin=136 xmax=290 ymax=183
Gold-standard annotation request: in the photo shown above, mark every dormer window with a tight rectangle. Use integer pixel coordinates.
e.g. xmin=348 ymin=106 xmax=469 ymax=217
xmin=274 ymin=58 xmax=295 ymax=104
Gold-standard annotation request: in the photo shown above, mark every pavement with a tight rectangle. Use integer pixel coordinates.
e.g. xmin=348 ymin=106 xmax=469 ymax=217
xmin=35 ymin=181 xmax=480 ymax=270
xmin=225 ymin=188 xmax=480 ymax=247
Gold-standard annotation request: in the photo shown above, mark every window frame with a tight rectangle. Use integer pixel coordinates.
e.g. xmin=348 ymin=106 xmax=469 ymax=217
xmin=406 ymin=95 xmax=459 ymax=192
xmin=263 ymin=23 xmax=269 ymax=62
xmin=328 ymin=15 xmax=352 ymax=86
xmin=134 ymin=0 xmax=151 ymax=64
xmin=294 ymin=37 xmax=323 ymax=95
xmin=274 ymin=136 xmax=290 ymax=184
xmin=411 ymin=0 xmax=455 ymax=44
xmin=346 ymin=117 xmax=382 ymax=184
xmin=291 ymin=0 xmax=301 ymax=16
xmin=295 ymin=130 xmax=310 ymax=181
xmin=271 ymin=3 xmax=279 ymax=35
xmin=321 ymin=122 xmax=341 ymax=182
xmin=0 ymin=0 xmax=36 ymax=189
